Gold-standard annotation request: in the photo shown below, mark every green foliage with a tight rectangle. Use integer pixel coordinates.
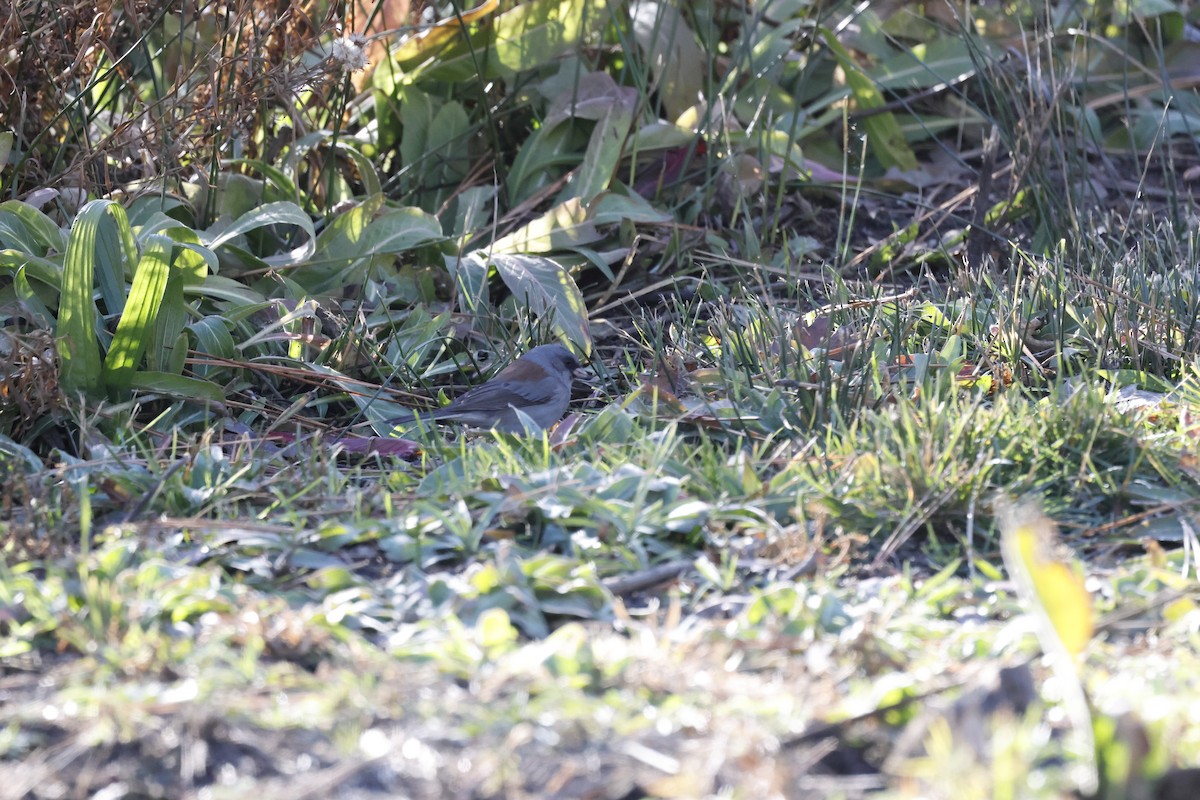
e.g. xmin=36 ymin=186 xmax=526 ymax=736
xmin=4 ymin=0 xmax=1200 ymax=796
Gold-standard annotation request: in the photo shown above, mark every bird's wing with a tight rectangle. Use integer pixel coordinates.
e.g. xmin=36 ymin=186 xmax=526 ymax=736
xmin=448 ymin=376 xmax=558 ymax=412
xmin=445 ymin=357 xmax=561 ymax=411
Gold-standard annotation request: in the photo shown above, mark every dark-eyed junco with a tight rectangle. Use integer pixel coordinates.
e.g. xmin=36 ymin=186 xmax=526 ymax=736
xmin=392 ymin=344 xmax=581 ymax=433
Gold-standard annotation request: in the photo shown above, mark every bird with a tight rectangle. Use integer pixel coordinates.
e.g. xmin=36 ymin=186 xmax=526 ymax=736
xmin=391 ymin=344 xmax=581 ymax=433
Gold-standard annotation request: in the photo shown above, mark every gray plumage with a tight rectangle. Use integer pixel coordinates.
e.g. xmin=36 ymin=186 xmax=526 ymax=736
xmin=392 ymin=344 xmax=580 ymax=432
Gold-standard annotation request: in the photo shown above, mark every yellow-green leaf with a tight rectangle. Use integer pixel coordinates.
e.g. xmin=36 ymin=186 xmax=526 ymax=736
xmin=59 ymin=200 xmax=138 ymax=396
xmin=999 ymin=499 xmax=1094 ymax=657
xmin=821 ymin=31 xmax=919 ymax=172
xmin=103 ymin=233 xmax=172 ymax=392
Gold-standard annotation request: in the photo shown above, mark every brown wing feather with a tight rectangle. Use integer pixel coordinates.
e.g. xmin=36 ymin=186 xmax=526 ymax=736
xmin=445 ymin=361 xmax=557 ymax=412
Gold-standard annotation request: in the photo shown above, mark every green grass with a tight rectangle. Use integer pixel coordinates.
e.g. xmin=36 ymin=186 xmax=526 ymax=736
xmin=3 ymin=0 xmax=1200 ymax=796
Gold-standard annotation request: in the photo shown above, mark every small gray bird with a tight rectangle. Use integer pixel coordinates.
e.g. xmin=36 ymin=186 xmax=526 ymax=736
xmin=392 ymin=344 xmax=581 ymax=433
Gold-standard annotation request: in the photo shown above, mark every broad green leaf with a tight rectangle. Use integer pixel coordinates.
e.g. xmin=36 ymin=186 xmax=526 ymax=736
xmin=490 ymin=197 xmax=601 ymax=253
xmin=12 ymin=266 xmax=53 ymax=328
xmin=0 ymin=201 xmax=68 ymax=254
xmin=397 ymin=85 xmax=435 ymax=173
xmin=566 ymin=246 xmax=626 ymax=278
xmin=314 ymin=193 xmax=385 ymax=261
xmin=0 ymin=212 xmax=47 ymax=257
xmin=222 ymin=159 xmax=300 ymax=206
xmin=210 ymin=172 xmax=270 ymax=220
xmin=237 ymin=298 xmax=319 ymax=351
xmin=94 ymin=204 xmax=139 ymax=316
xmin=128 ymin=371 xmax=225 ymax=403
xmin=508 ymin=122 xmax=580 ymax=205
xmin=131 ymin=218 xmax=209 ymax=371
xmin=358 ymin=205 xmax=445 ymax=253
xmin=631 ymin=0 xmax=707 ymax=122
xmin=584 ymin=192 xmax=673 ymax=225
xmin=187 ymin=274 xmax=268 ymax=307
xmin=187 ymin=316 xmax=237 ymax=379
xmin=489 ymin=193 xmax=668 ymax=255
xmin=452 ymin=185 xmax=498 ymax=243
xmin=132 ymin=210 xmax=190 ymax=238
xmin=58 ymin=200 xmax=138 ymax=396
xmin=821 ymin=30 xmax=919 ymax=172
xmin=370 ymin=59 xmax=405 ymax=153
xmin=0 ymin=433 xmax=42 ymax=474
xmin=450 ymin=252 xmax=491 ymax=319
xmin=753 ymin=130 xmax=806 ymax=175
xmin=628 ymin=122 xmax=700 ymax=152
xmin=396 ymin=91 xmax=471 ymax=208
xmin=304 ymin=196 xmax=444 ymax=291
xmin=875 ymin=38 xmax=988 ymax=92
xmin=425 ymin=101 xmax=471 ymax=208
xmin=187 ymin=316 xmax=236 ymax=360
xmin=397 ymin=0 xmax=605 ymax=83
xmin=220 ymin=301 xmax=277 ymax=327
xmin=476 ymin=607 xmax=518 ymax=656
xmin=724 ymin=76 xmax=800 ymax=124
xmin=125 ymin=193 xmax=193 ymax=229
xmin=279 ymin=132 xmax=380 ymax=205
xmin=211 ymin=241 xmax=269 ymax=275
xmin=388 ymin=0 xmax=499 ymax=67
xmin=1112 ymin=0 xmax=1181 ymax=26
xmin=285 ymin=131 xmax=339 ymax=179
xmin=0 ymin=251 xmax=62 ymax=289
xmin=205 ymin=201 xmax=316 ymax=267
xmin=136 ymin=214 xmax=221 ymax=274
xmin=166 ymin=331 xmax=190 ymax=375
xmin=173 ymin=243 xmax=213 ymax=284
xmin=506 ymin=70 xmax=638 ymax=205
xmin=544 ymin=72 xmax=636 ymax=202
xmin=488 ymin=253 xmax=590 ymax=350
xmin=150 ymin=253 xmax=190 ymax=374
xmin=726 ymin=14 xmax=806 ymax=94
xmin=275 ymin=272 xmax=313 ymax=307
xmin=336 ymin=141 xmax=382 ymax=198
xmin=490 ymin=0 xmax=606 ymax=77
xmin=104 ymin=234 xmax=172 ymax=392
